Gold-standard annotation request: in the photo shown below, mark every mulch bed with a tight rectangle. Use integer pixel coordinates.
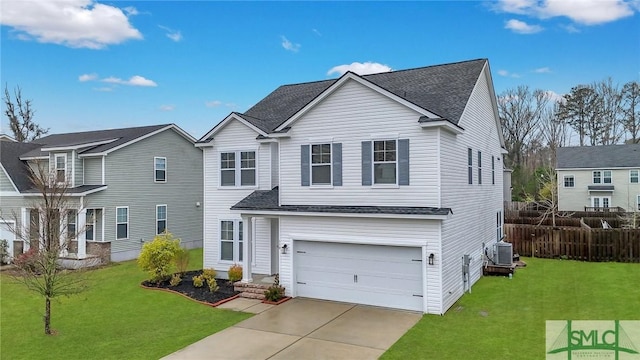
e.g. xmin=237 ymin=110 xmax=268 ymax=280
xmin=141 ymin=270 xmax=240 ymax=306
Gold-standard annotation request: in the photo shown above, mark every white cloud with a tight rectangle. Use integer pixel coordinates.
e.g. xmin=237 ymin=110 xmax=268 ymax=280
xmin=79 ymin=73 xmax=98 ymax=82
xmin=159 ymin=104 xmax=175 ymax=111
xmin=534 ymin=67 xmax=552 ymax=73
xmin=497 ymin=69 xmax=521 ymax=78
xmin=93 ymin=87 xmax=113 ymax=92
xmin=312 ymin=28 xmax=322 ymax=36
xmin=496 ymin=0 xmax=636 ymax=25
xmin=327 ymin=62 xmax=392 ymax=76
xmin=0 ymin=0 xmax=142 ymax=49
xmin=122 ymin=6 xmax=138 ymax=16
xmin=561 ymin=24 xmax=581 ymax=33
xmin=545 ymin=90 xmax=565 ymax=103
xmin=205 ymin=100 xmax=222 ymax=108
xmin=281 ymin=36 xmax=301 ymax=52
xmin=505 ymin=19 xmax=544 ymax=34
xmin=102 ymin=75 xmax=157 ymax=87
xmin=159 ymin=25 xmax=183 ymax=42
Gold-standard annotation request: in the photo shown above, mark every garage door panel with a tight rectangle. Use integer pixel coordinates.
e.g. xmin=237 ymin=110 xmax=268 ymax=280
xmin=294 ymin=241 xmax=423 ymax=312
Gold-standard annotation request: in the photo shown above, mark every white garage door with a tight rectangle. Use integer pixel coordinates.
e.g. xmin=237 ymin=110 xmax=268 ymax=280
xmin=294 ymin=241 xmax=423 ymax=311
xmin=0 ymin=221 xmax=15 ymax=263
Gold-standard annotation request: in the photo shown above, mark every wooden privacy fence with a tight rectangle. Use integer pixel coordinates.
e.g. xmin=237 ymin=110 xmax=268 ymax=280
xmin=504 ymin=224 xmax=640 ymax=263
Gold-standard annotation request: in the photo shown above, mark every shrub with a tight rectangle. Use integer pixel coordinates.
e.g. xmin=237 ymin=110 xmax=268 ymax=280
xmin=0 ymin=239 xmax=9 ymax=265
xmin=207 ymin=278 xmax=219 ymax=293
xmin=227 ymin=264 xmax=242 ymax=283
xmin=169 ymin=274 xmax=182 ymax=287
xmin=173 ymin=247 xmax=190 ymax=274
xmin=202 ymin=268 xmax=216 ymax=280
xmin=192 ymin=275 xmax=204 ymax=288
xmin=13 ymin=247 xmax=38 ymax=272
xmin=137 ymin=232 xmax=181 ymax=283
xmin=264 ymin=274 xmax=285 ymax=302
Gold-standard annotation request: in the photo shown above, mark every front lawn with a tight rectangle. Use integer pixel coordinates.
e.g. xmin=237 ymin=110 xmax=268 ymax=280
xmin=383 ymin=257 xmax=640 ymax=360
xmin=0 ymin=248 xmax=251 ymax=360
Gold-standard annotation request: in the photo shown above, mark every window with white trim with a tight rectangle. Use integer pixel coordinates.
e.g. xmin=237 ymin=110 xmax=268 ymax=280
xmin=593 ymin=170 xmax=612 ymax=184
xmin=220 ymin=220 xmax=243 ymax=262
xmin=477 ymin=151 xmax=482 ymax=185
xmin=467 ymin=148 xmax=473 ymax=185
xmin=496 ymin=211 xmax=503 ymax=241
xmin=637 ymin=195 xmax=640 ymax=211
xmin=67 ymin=210 xmax=77 ymax=240
xmin=86 ymin=209 xmax=95 ymax=241
xmin=563 ymin=175 xmax=575 ymax=188
xmin=373 ymin=140 xmax=396 ymax=184
xmin=630 ymin=170 xmax=639 ymax=184
xmin=116 ymin=207 xmax=128 ymax=240
xmin=155 ymin=157 xmax=166 ymax=182
xmin=311 ymin=144 xmax=332 ymax=185
xmin=55 ymin=154 xmax=66 ymax=183
xmin=220 ymin=151 xmax=256 ymax=187
xmin=491 ymin=156 xmax=495 ymax=185
xmin=156 ymin=205 xmax=167 ymax=235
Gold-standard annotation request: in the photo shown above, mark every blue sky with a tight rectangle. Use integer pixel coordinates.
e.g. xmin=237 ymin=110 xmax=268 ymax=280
xmin=1 ymin=1 xmax=638 ymax=138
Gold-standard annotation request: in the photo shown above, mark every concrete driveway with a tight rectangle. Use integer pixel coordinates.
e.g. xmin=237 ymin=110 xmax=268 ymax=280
xmin=162 ymin=298 xmax=422 ymax=360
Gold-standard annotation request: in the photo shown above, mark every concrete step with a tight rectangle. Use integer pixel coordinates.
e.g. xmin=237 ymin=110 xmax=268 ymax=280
xmin=234 ymin=286 xmax=267 ymax=294
xmin=233 ymin=281 xmax=271 ymax=289
xmin=239 ymin=292 xmax=266 ymax=300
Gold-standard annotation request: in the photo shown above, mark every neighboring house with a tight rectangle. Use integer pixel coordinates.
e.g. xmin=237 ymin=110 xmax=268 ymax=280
xmin=557 ymin=144 xmax=640 ymax=212
xmin=197 ymin=58 xmax=506 ymax=314
xmin=0 ymin=124 xmax=203 ymax=262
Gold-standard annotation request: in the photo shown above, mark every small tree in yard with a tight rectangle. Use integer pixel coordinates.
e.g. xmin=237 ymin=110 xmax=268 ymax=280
xmin=526 ymin=166 xmax=572 ymax=227
xmin=2 ymin=162 xmax=88 ymax=335
xmin=138 ymin=232 xmax=181 ymax=283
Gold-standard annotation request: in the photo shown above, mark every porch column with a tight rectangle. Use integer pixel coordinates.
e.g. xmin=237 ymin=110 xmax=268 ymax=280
xmin=241 ymin=215 xmax=253 ymax=283
xmin=21 ymin=208 xmax=30 ymax=252
xmin=77 ymin=209 xmax=87 ymax=259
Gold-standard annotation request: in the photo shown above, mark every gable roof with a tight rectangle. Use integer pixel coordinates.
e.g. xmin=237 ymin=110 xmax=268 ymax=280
xmin=199 ymin=58 xmax=487 ymax=141
xmin=19 ymin=124 xmax=190 ymax=158
xmin=0 ymin=141 xmax=42 ymax=191
xmin=557 ymin=144 xmax=640 ymax=169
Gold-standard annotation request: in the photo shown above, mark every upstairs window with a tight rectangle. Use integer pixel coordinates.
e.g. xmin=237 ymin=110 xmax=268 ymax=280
xmin=373 ymin=140 xmax=397 ymax=184
xmin=630 ymin=170 xmax=639 ymax=184
xmin=593 ymin=170 xmax=612 ymax=184
xmin=361 ymin=139 xmax=409 ymax=186
xmin=220 ymin=151 xmax=256 ymax=187
xmin=154 ymin=157 xmax=166 ymax=182
xmin=55 ymin=154 xmax=66 ymax=183
xmin=311 ymin=144 xmax=332 ymax=185
xmin=564 ymin=175 xmax=575 ymax=188
xmin=491 ymin=156 xmax=495 ymax=185
xmin=156 ymin=205 xmax=167 ymax=235
xmin=467 ymin=148 xmax=473 ymax=184
xmin=477 ymin=151 xmax=482 ymax=185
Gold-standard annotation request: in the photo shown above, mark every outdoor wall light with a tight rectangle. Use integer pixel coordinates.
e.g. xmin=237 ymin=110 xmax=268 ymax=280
xmin=428 ymin=253 xmax=435 ymax=265
xmin=281 ymin=244 xmax=288 ymax=254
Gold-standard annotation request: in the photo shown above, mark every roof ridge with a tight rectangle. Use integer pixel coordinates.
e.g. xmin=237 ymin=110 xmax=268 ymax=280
xmin=37 ymin=123 xmax=172 ymax=139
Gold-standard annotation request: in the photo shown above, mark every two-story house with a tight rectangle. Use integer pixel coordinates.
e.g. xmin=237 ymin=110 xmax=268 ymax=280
xmin=557 ymin=144 xmax=640 ymax=212
xmin=0 ymin=124 xmax=203 ymax=262
xmin=197 ymin=59 xmax=506 ymax=314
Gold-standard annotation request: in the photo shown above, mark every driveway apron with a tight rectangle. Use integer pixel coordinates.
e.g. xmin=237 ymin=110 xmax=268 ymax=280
xmin=162 ymin=298 xmax=421 ymax=360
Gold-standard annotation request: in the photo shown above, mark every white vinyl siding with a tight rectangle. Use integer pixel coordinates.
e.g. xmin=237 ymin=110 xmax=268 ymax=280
xmin=116 ymin=207 xmax=129 ymax=240
xmin=154 ymin=157 xmax=166 ymax=182
xmin=156 ymin=205 xmax=167 ymax=235
xmin=279 ymin=79 xmax=438 ymax=206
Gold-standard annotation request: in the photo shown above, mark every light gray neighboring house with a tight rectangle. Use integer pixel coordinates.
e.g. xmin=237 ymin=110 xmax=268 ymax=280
xmin=557 ymin=144 xmax=640 ymax=212
xmin=197 ymin=58 xmax=506 ymax=314
xmin=0 ymin=124 xmax=203 ymax=262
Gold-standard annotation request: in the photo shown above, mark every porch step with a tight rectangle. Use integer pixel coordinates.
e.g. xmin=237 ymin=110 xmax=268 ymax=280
xmin=234 ymin=281 xmax=270 ymax=300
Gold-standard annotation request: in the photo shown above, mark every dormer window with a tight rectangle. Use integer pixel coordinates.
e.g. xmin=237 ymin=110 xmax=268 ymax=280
xmin=55 ymin=154 xmax=66 ymax=183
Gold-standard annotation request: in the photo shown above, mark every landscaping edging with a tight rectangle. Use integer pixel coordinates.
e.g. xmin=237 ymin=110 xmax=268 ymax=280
xmin=140 ymin=284 xmax=240 ymax=307
xmin=262 ymin=296 xmax=291 ymax=305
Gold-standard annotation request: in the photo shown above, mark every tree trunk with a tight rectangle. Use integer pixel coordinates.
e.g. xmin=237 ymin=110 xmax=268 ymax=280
xmin=44 ymin=297 xmax=51 ymax=335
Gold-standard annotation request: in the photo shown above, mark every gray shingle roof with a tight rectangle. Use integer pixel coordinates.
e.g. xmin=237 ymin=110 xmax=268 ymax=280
xmin=0 ymin=141 xmax=42 ymax=191
xmin=557 ymin=145 xmax=640 ymax=169
xmin=231 ymin=187 xmax=452 ymax=216
xmin=201 ymin=58 xmax=487 ymax=139
xmin=20 ymin=124 xmax=170 ymax=158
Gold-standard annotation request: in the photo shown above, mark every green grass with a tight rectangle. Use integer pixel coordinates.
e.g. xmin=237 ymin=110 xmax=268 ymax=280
xmin=0 ymin=248 xmax=251 ymax=360
xmin=383 ymin=257 xmax=640 ymax=360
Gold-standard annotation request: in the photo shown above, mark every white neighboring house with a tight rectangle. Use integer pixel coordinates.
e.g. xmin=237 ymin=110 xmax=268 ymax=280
xmin=557 ymin=144 xmax=640 ymax=212
xmin=197 ymin=58 xmax=506 ymax=314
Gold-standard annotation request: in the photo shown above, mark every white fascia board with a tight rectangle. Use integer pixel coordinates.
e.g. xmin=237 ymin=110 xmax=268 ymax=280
xmin=41 ymin=138 xmax=119 ymax=152
xmin=230 ymin=209 xmax=450 ymax=220
xmin=22 ymin=186 xmax=107 ymax=197
xmin=19 ymin=155 xmax=48 ymax=161
xmin=557 ymin=166 xmax=639 ymax=171
xmin=256 ymin=137 xmax=279 ymax=144
xmin=198 ymin=114 xmax=269 ymax=146
xmin=289 ymin=233 xmax=429 ymax=247
xmin=419 ymin=120 xmax=464 ymax=135
xmin=0 ymin=163 xmax=19 ymax=192
xmin=483 ymin=62 xmax=506 ymax=149
xmin=274 ymin=72 xmax=440 ymax=132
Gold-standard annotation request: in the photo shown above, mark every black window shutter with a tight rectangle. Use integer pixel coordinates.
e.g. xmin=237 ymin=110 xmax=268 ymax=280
xmin=332 ymin=143 xmax=342 ymax=186
xmin=398 ymin=139 xmax=410 ymax=185
xmin=301 ymin=145 xmax=310 ymax=186
xmin=361 ymin=141 xmax=372 ymax=185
